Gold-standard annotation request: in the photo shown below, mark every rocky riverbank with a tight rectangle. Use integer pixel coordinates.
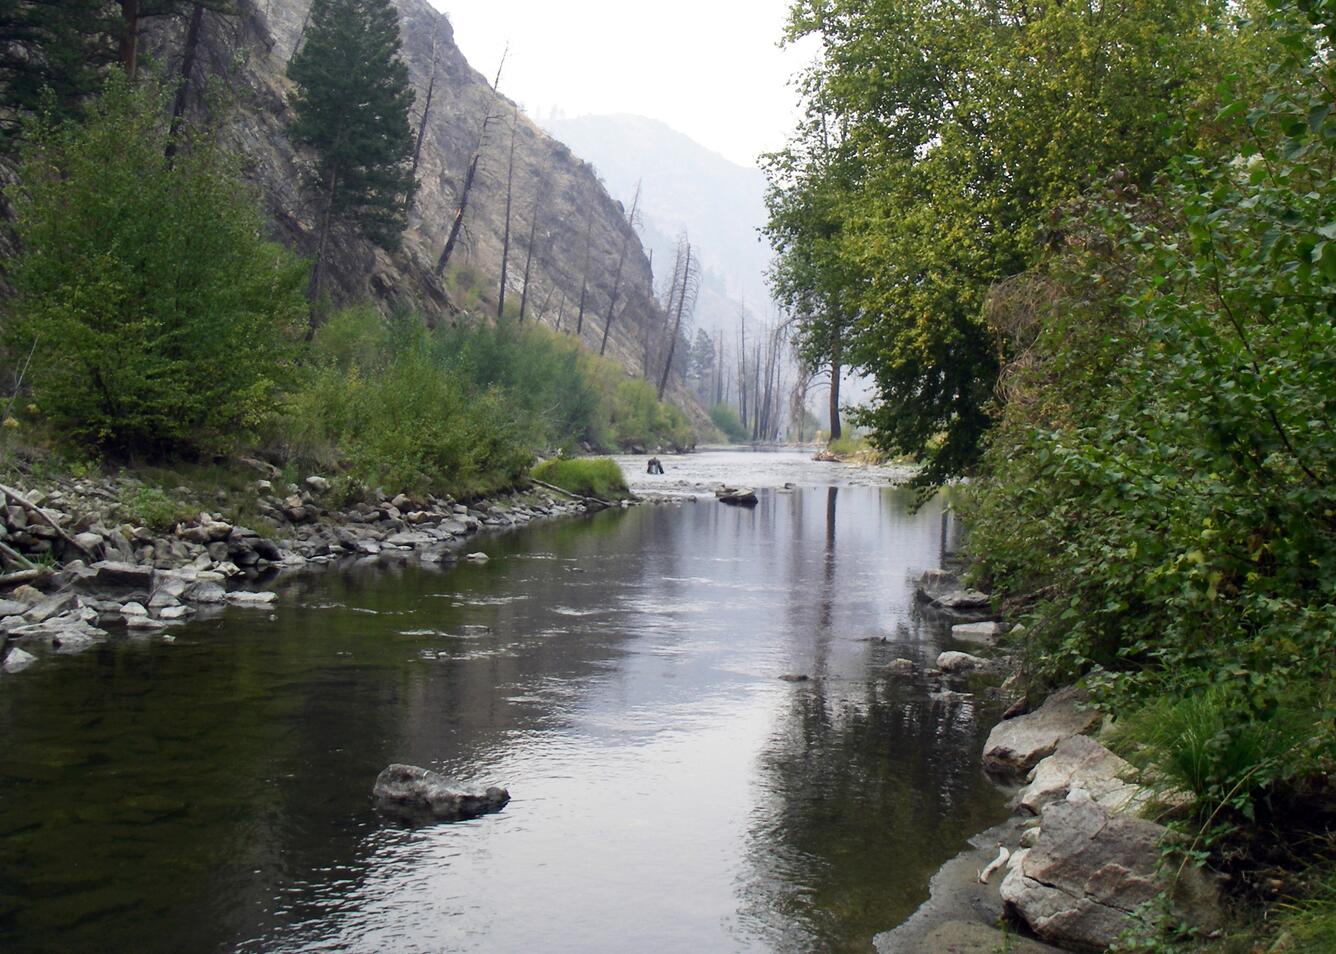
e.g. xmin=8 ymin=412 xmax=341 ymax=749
xmin=0 ymin=463 xmax=645 ymax=678
xmin=875 ymin=570 xmax=1224 ymax=953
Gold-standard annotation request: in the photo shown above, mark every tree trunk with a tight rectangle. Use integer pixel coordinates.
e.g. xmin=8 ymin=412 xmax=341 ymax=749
xmin=435 ymin=153 xmax=478 ymax=276
xmin=574 ymin=207 xmax=593 ymax=337
xmin=658 ymin=242 xmax=692 ymax=400
xmin=307 ymin=167 xmax=339 ymax=337
xmin=410 ymin=26 xmax=439 ymax=184
xmin=518 ymin=180 xmax=546 ymax=322
xmin=496 ymin=110 xmax=518 ymax=319
xmin=119 ymin=0 xmax=141 ymax=79
xmin=164 ymin=3 xmax=205 ymax=163
xmin=828 ymin=345 xmax=843 ymax=441
xmin=599 ymin=182 xmax=640 ymax=357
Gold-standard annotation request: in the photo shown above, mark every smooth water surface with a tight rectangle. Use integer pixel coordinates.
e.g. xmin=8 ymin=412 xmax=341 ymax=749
xmin=0 ymin=451 xmax=1006 ymax=953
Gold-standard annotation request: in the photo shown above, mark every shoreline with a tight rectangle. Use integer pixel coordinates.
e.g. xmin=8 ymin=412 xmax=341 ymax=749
xmin=0 ymin=462 xmax=683 ymax=676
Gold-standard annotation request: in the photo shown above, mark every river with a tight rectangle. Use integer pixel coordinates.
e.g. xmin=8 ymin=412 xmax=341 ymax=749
xmin=0 ymin=449 xmax=1008 ymax=953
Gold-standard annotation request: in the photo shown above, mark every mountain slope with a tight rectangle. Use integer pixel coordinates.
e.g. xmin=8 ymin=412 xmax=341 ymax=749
xmin=142 ymin=0 xmax=689 ymax=408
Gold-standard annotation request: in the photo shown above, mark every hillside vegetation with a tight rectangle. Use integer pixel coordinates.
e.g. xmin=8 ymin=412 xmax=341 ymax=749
xmin=2 ymin=76 xmax=692 ymax=498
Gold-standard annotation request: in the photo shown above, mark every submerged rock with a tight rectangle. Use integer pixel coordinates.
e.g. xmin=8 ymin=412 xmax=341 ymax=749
xmin=372 ymin=764 xmax=509 ymax=822
xmin=717 ymin=487 xmax=759 ymax=506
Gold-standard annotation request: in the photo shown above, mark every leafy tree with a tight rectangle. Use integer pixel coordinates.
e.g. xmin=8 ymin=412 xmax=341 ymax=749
xmin=964 ymin=0 xmax=1335 ymax=819
xmin=3 ymin=76 xmax=308 ymax=457
xmin=287 ymin=0 xmax=415 ymax=308
xmin=767 ymin=0 xmax=1237 ymax=484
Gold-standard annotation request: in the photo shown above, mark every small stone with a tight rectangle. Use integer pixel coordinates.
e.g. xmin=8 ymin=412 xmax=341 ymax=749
xmin=951 ymin=620 xmax=1005 ymax=645
xmin=2 ymin=647 xmax=37 ymax=674
xmin=305 ymin=475 xmax=331 ymax=494
xmin=464 ymin=552 xmax=489 ymax=563
xmin=225 ymin=590 xmax=277 ymax=606
xmin=372 ymin=763 xmax=509 ymax=822
xmin=936 ymin=650 xmax=989 ymax=673
xmin=779 ymin=673 xmax=810 ymax=682
xmin=121 ymin=602 xmax=148 ymax=617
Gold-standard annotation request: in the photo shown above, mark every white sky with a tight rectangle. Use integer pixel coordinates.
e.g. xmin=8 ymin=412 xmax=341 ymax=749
xmin=433 ymin=0 xmax=815 ymax=168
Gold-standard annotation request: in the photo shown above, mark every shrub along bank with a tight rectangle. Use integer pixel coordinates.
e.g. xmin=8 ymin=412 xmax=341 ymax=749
xmin=958 ymin=2 xmax=1336 ymax=947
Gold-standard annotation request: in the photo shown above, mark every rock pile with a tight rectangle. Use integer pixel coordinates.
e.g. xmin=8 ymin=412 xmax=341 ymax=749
xmin=0 ymin=470 xmax=597 ymax=678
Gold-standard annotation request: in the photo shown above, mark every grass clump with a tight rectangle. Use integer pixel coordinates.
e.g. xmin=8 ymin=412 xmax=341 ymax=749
xmin=531 ymin=458 xmax=629 ymax=501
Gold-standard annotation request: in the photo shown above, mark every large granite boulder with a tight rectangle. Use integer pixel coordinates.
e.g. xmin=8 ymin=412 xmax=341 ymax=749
xmin=983 ymin=687 xmax=1101 ymax=778
xmin=372 ymin=764 xmax=509 ymax=822
xmin=1001 ymin=794 xmax=1221 ymax=951
xmin=1018 ymin=735 xmax=1144 ymax=816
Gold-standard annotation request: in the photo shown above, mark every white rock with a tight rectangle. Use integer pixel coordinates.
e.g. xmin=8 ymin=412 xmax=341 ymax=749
xmin=936 ymin=650 xmax=990 ymax=672
xmin=225 ymin=591 xmax=277 ymax=606
xmin=121 ymin=602 xmax=149 ymax=618
xmin=2 ymin=647 xmax=37 ymax=674
xmin=951 ymin=620 xmax=1005 ymax=645
xmin=465 ymin=552 xmax=489 ymax=563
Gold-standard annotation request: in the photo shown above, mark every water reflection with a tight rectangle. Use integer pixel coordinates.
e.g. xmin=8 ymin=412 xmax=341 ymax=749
xmin=0 ymin=464 xmax=1006 ymax=954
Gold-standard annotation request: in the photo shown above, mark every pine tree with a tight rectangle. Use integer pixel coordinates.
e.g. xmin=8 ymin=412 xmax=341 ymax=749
xmin=287 ymin=0 xmax=415 ymax=310
xmin=0 ymin=0 xmax=115 ymax=141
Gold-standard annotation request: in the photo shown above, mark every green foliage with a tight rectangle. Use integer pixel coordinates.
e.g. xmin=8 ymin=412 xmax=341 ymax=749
xmin=964 ymin=0 xmax=1336 ymax=824
xmin=709 ymin=403 xmax=748 ymax=443
xmin=280 ymin=307 xmax=530 ymax=496
xmin=116 ymin=484 xmax=193 ymax=532
xmin=3 ymin=75 xmax=308 ymax=458
xmin=280 ymin=307 xmax=694 ymax=496
xmin=765 ymin=0 xmax=1241 ymax=485
xmin=287 ymin=0 xmax=416 ymax=250
xmin=0 ymin=0 xmax=114 ymax=141
xmin=531 ymin=458 xmax=630 ymax=501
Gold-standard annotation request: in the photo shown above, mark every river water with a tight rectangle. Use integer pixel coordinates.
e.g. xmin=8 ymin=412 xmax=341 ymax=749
xmin=0 ymin=449 xmax=1007 ymax=953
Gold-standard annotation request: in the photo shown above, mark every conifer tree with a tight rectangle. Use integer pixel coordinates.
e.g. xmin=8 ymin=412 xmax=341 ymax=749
xmin=287 ymin=0 xmax=415 ymax=311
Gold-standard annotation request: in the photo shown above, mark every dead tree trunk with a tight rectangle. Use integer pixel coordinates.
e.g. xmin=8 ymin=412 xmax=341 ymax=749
xmin=575 ymin=206 xmax=593 ymax=337
xmin=658 ymin=237 xmax=697 ymax=400
xmin=518 ymin=177 xmax=548 ymax=322
xmin=599 ymin=181 xmax=641 ymax=357
xmin=436 ymin=49 xmax=507 ymax=278
xmin=496 ymin=107 xmax=519 ymax=319
xmin=409 ymin=24 xmax=441 ymax=185
xmin=164 ymin=3 xmax=205 ymax=162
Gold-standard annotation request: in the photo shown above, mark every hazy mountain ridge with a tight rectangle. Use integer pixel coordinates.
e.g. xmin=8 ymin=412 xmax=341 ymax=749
xmin=539 ymin=113 xmax=773 ymax=343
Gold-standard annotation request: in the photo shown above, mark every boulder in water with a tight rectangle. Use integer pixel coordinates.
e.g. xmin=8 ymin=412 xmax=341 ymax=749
xmin=372 ymin=763 xmax=509 ymax=822
xmin=717 ymin=487 xmax=758 ymax=506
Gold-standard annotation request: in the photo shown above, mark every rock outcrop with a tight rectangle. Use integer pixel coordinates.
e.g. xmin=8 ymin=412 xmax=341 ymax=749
xmin=372 ymin=763 xmax=510 ymax=822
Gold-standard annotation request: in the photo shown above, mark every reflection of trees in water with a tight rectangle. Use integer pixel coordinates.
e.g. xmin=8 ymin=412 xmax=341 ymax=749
xmin=736 ymin=626 xmax=1006 ymax=949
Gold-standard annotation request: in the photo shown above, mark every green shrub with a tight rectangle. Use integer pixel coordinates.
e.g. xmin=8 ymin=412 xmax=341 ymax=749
xmin=280 ymin=308 xmax=532 ymax=496
xmin=116 ymin=484 xmax=192 ymax=532
xmin=531 ymin=458 xmax=629 ymax=501
xmin=709 ymin=403 xmax=748 ymax=443
xmin=4 ymin=75 xmax=307 ymax=458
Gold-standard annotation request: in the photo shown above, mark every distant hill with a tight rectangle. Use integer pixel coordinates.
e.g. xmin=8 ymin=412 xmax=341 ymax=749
xmin=540 ymin=113 xmax=773 ymax=342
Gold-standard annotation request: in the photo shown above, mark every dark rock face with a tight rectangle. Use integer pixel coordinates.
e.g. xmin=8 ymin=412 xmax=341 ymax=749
xmin=372 ymin=764 xmax=509 ymax=822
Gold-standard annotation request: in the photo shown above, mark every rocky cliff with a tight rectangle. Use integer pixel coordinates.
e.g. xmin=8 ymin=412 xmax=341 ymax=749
xmin=146 ymin=0 xmax=674 ymax=391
